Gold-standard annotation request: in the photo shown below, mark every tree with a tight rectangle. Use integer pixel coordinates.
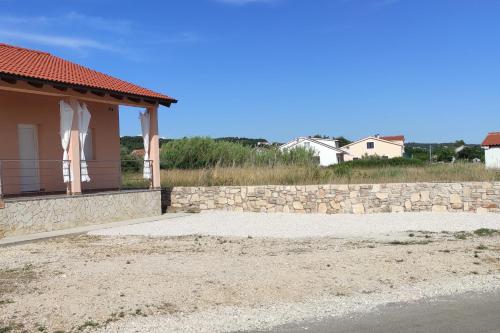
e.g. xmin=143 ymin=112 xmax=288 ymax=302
xmin=335 ymin=136 xmax=352 ymax=147
xmin=434 ymin=147 xmax=455 ymax=162
xmin=311 ymin=134 xmax=331 ymax=139
xmin=457 ymin=146 xmax=484 ymax=162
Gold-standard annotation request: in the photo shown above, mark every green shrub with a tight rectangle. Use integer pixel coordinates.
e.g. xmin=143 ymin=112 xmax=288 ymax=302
xmin=332 ymin=156 xmax=424 ymax=169
xmin=120 ymin=148 xmax=142 ymax=173
xmin=159 ymin=137 xmax=318 ymax=169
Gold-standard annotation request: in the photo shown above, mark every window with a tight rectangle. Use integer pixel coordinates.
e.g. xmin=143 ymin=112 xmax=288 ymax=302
xmin=367 ymin=142 xmax=375 ymax=149
xmin=83 ymin=128 xmax=94 ymax=160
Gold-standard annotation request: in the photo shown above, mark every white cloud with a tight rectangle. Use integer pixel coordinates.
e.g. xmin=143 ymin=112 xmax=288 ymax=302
xmin=0 ymin=12 xmax=200 ymax=58
xmin=0 ymin=12 xmax=133 ymax=33
xmin=62 ymin=12 xmax=133 ymax=33
xmin=0 ymin=30 xmax=121 ymax=52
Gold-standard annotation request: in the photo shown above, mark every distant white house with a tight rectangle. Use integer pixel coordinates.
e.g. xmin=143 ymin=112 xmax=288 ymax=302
xmin=279 ymin=137 xmax=345 ymax=166
xmin=481 ymin=132 xmax=500 ymax=169
xmin=341 ymin=135 xmax=405 ymax=161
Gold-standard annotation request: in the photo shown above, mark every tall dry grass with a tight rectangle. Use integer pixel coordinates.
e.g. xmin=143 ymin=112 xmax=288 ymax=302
xmin=159 ymin=163 xmax=500 ymax=187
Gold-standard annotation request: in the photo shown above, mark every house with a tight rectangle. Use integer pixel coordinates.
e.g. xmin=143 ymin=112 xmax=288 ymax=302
xmin=341 ymin=135 xmax=405 ymax=161
xmin=279 ymin=137 xmax=345 ymax=166
xmin=131 ymin=149 xmax=146 ymax=158
xmin=481 ymin=132 xmax=500 ymax=169
xmin=0 ymin=43 xmax=179 ymax=236
xmin=0 ymin=43 xmax=177 ymax=197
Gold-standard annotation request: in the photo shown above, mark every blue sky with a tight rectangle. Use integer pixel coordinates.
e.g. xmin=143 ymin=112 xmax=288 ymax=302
xmin=1 ymin=0 xmax=499 ymax=143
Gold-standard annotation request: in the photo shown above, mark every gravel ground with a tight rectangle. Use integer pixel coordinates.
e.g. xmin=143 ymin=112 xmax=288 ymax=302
xmin=100 ymin=275 xmax=500 ymax=333
xmin=91 ymin=212 xmax=500 ymax=240
xmin=0 ymin=212 xmax=499 ymax=333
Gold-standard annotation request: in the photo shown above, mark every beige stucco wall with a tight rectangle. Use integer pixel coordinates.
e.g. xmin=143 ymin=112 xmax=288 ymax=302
xmin=0 ymin=90 xmax=121 ymax=195
xmin=343 ymin=138 xmax=404 ymax=161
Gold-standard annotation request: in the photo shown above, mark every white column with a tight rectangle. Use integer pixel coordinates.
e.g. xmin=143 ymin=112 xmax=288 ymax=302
xmin=148 ymin=105 xmax=161 ymax=189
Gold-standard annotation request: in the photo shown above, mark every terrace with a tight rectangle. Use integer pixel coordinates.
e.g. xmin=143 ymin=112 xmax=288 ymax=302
xmin=0 ymin=43 xmax=176 ymax=235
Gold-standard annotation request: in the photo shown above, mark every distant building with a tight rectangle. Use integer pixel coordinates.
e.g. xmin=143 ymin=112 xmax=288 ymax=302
xmin=341 ymin=135 xmax=405 ymax=161
xmin=131 ymin=149 xmax=145 ymax=158
xmin=256 ymin=141 xmax=271 ymax=147
xmin=481 ymin=132 xmax=500 ymax=169
xmin=279 ymin=137 xmax=345 ymax=166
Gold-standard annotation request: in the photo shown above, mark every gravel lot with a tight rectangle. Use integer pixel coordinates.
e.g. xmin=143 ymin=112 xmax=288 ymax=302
xmin=0 ymin=212 xmax=499 ymax=333
xmin=91 ymin=211 xmax=500 ymax=240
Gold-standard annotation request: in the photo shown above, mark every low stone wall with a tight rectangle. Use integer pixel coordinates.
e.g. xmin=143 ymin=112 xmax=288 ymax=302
xmin=0 ymin=190 xmax=162 ymax=237
xmin=170 ymin=182 xmax=500 ymax=214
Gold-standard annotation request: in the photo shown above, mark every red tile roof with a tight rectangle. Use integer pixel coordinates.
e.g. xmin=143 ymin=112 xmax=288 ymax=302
xmin=0 ymin=43 xmax=176 ymax=105
xmin=380 ymin=135 xmax=405 ymax=142
xmin=481 ymin=132 xmax=500 ymax=147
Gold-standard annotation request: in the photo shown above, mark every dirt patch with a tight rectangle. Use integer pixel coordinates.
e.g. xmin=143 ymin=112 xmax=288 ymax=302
xmin=0 ymin=264 xmax=38 ymax=295
xmin=0 ymin=232 xmax=499 ymax=332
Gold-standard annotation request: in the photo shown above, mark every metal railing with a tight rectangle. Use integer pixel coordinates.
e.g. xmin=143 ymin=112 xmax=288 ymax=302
xmin=81 ymin=159 xmax=153 ymax=192
xmin=0 ymin=159 xmax=153 ymax=199
xmin=0 ymin=159 xmax=71 ymax=198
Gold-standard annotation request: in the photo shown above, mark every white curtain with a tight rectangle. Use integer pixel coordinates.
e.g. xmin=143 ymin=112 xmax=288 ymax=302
xmin=140 ymin=110 xmax=152 ymax=180
xmin=60 ymin=100 xmax=73 ymax=183
xmin=78 ymin=103 xmax=92 ymax=182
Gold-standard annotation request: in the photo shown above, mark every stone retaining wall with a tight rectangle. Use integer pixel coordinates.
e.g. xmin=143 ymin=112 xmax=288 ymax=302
xmin=169 ymin=182 xmax=500 ymax=214
xmin=0 ymin=190 xmax=162 ymax=237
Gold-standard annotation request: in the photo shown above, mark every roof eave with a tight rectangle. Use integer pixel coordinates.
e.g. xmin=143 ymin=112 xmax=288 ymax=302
xmin=0 ymin=72 xmax=177 ymax=108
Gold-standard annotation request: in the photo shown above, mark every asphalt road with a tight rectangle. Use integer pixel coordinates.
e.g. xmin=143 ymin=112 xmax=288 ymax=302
xmin=244 ymin=291 xmax=500 ymax=333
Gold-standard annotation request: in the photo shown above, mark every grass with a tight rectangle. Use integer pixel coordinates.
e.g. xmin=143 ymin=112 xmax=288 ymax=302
xmin=151 ymin=163 xmax=500 ymax=187
xmin=0 ymin=264 xmax=37 ymax=295
xmin=388 ymin=240 xmax=433 ymax=245
xmin=473 ymin=228 xmax=499 ymax=237
xmin=454 ymin=229 xmax=499 ymax=240
xmin=77 ymin=320 xmax=99 ymax=331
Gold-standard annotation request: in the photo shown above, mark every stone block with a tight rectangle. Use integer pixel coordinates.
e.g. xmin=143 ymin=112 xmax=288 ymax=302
xmin=391 ymin=205 xmax=404 ymax=213
xmin=376 ymin=192 xmax=389 ymax=200
xmin=352 ymin=203 xmax=365 ymax=214
xmin=450 ymin=194 xmax=462 ymax=204
xmin=410 ymin=193 xmax=421 ymax=202
xmin=318 ymin=203 xmax=328 ymax=214
xmin=432 ymin=205 xmax=448 ymax=212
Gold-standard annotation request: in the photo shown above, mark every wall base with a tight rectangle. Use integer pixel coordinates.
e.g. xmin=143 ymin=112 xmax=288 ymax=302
xmin=0 ymin=190 xmax=162 ymax=237
xmin=170 ymin=182 xmax=500 ymax=215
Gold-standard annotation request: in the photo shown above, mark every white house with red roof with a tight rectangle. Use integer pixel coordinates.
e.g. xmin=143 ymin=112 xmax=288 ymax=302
xmin=481 ymin=132 xmax=500 ymax=169
xmin=279 ymin=137 xmax=346 ymax=166
xmin=341 ymin=135 xmax=405 ymax=161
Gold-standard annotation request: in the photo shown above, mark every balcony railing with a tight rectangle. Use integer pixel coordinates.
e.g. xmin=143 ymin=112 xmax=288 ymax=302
xmin=0 ymin=159 xmax=71 ymax=198
xmin=81 ymin=160 xmax=153 ymax=192
xmin=0 ymin=159 xmax=153 ymax=199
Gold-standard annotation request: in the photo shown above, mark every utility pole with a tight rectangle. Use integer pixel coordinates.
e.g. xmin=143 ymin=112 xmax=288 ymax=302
xmin=429 ymin=144 xmax=432 ymax=163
